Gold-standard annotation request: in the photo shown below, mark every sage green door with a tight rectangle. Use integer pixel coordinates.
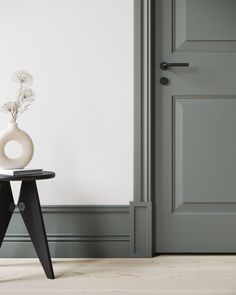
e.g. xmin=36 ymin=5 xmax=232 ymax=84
xmin=155 ymin=0 xmax=236 ymax=252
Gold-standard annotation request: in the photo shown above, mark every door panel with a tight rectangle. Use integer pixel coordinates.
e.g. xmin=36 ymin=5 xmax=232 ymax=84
xmin=155 ymin=0 xmax=236 ymax=252
xmin=174 ymin=97 xmax=236 ymax=211
xmin=187 ymin=0 xmax=236 ymax=41
xmin=174 ymin=0 xmax=236 ymax=51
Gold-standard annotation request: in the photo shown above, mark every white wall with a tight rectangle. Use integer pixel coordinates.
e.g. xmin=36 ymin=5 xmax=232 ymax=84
xmin=0 ymin=0 xmax=133 ymax=205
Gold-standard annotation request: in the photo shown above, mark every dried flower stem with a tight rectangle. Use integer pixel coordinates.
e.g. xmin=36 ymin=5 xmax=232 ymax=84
xmin=1 ymin=71 xmax=35 ymax=124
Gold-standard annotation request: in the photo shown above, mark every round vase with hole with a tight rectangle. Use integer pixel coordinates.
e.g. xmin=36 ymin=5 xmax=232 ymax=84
xmin=0 ymin=123 xmax=34 ymax=169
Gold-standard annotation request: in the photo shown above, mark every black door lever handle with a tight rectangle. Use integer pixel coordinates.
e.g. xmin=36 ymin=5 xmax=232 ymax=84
xmin=160 ymin=62 xmax=189 ymax=70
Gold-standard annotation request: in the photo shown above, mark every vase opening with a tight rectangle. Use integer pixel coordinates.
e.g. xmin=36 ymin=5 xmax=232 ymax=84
xmin=4 ymin=140 xmax=23 ymax=160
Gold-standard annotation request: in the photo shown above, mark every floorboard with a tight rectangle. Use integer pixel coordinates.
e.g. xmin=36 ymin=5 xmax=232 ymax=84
xmin=0 ymin=256 xmax=236 ymax=294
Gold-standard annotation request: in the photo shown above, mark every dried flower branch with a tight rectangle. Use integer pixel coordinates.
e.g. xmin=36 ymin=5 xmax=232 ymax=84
xmin=0 ymin=71 xmax=35 ymax=123
xmin=13 ymin=70 xmax=33 ymax=85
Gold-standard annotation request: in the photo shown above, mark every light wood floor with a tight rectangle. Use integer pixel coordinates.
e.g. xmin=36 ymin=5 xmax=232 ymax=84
xmin=0 ymin=256 xmax=236 ymax=294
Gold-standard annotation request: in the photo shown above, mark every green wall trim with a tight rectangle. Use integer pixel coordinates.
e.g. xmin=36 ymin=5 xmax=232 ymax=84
xmin=0 ymin=203 xmax=153 ymax=258
xmin=1 ymin=205 xmax=130 ymax=258
xmin=12 ymin=205 xmax=129 ymax=214
xmin=129 ymin=201 xmax=152 ymax=257
xmin=4 ymin=234 xmax=129 ymax=243
xmin=133 ymin=0 xmax=153 ymax=256
xmin=0 ymin=242 xmax=130 ymax=258
xmin=134 ymin=0 xmax=142 ymax=202
xmin=134 ymin=0 xmax=153 ymax=203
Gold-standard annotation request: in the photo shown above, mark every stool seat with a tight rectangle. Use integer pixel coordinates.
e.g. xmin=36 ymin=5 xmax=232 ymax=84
xmin=0 ymin=171 xmax=55 ymax=181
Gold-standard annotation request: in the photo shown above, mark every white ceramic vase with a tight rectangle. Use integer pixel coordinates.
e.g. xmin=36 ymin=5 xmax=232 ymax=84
xmin=0 ymin=123 xmax=34 ymax=169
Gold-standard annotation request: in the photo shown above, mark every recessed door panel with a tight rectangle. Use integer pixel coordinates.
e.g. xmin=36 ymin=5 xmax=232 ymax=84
xmin=187 ymin=0 xmax=236 ymax=41
xmin=173 ymin=0 xmax=236 ymax=51
xmin=174 ymin=97 xmax=236 ymax=212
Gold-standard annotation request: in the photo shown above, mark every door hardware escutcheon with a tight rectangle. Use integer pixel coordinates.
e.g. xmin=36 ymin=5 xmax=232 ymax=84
xmin=160 ymin=62 xmax=189 ymax=70
xmin=160 ymin=77 xmax=169 ymax=85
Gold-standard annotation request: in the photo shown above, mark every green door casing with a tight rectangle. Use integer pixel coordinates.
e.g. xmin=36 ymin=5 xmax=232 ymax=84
xmin=155 ymin=0 xmax=236 ymax=252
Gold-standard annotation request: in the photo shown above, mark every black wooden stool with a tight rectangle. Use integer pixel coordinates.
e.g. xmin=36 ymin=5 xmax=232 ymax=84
xmin=0 ymin=171 xmax=55 ymax=279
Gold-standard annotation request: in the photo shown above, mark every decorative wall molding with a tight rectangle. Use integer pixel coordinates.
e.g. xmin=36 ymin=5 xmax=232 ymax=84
xmin=133 ymin=0 xmax=153 ymax=257
xmin=1 ymin=206 xmax=130 ymax=258
xmin=12 ymin=205 xmax=129 ymax=214
xmin=0 ymin=203 xmax=153 ymax=258
xmin=134 ymin=0 xmax=153 ymax=204
xmin=129 ymin=201 xmax=152 ymax=257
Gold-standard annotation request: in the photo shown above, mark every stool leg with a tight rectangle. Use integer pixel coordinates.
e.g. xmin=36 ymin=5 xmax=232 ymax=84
xmin=18 ymin=180 xmax=54 ymax=279
xmin=0 ymin=182 xmax=14 ymax=247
